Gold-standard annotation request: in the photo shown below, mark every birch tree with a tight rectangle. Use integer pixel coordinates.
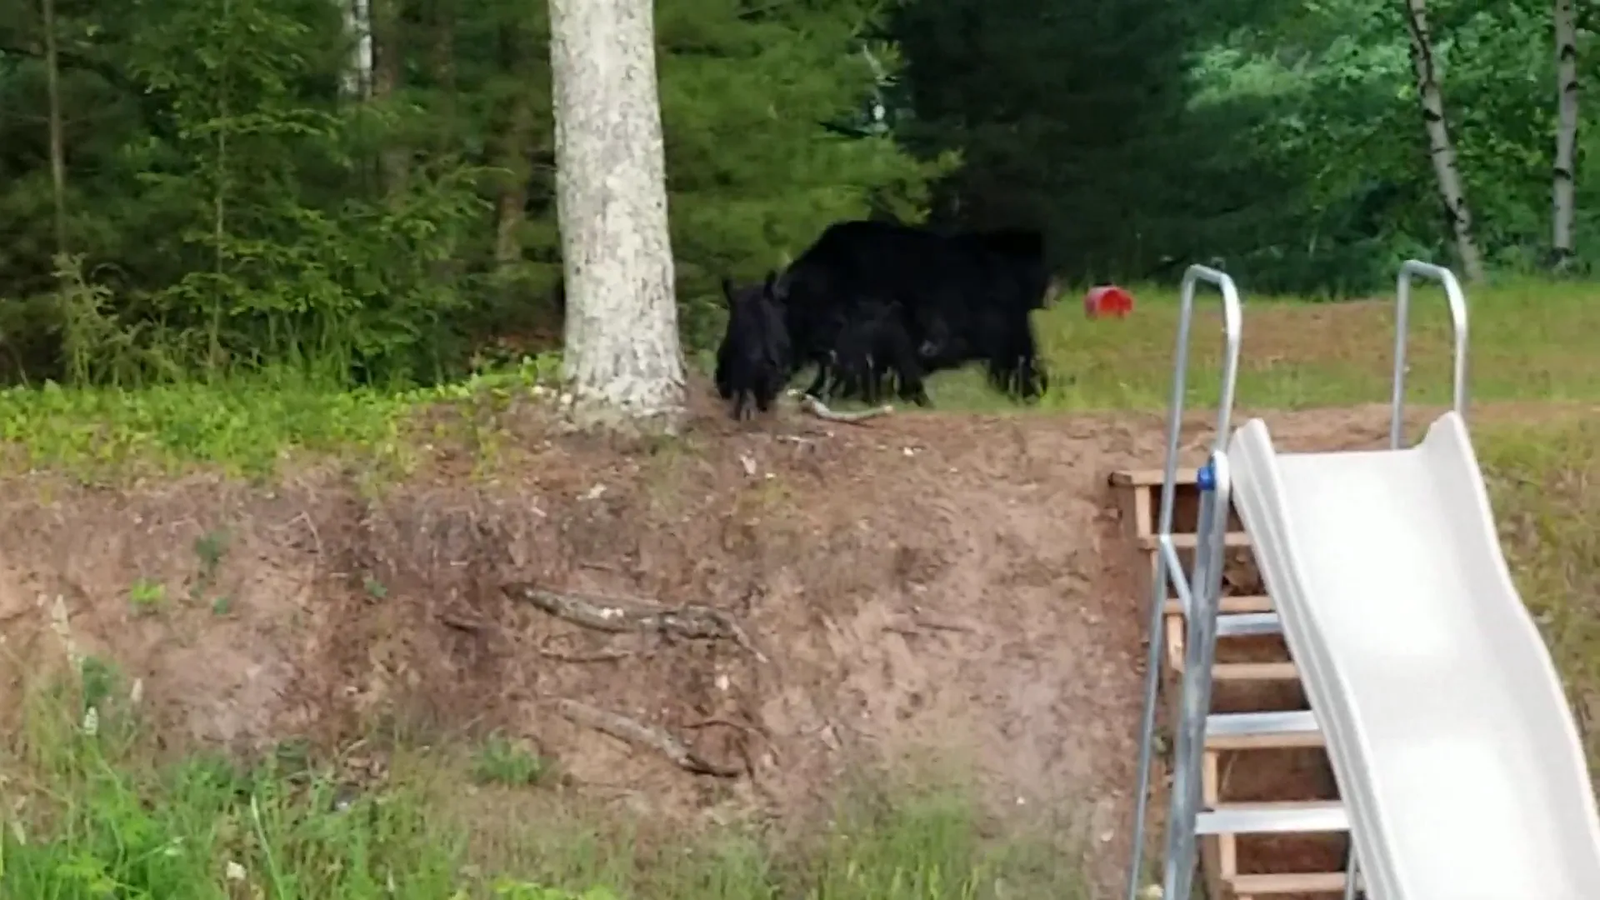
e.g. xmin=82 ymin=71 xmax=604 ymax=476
xmin=341 ymin=0 xmax=374 ymax=101
xmin=1401 ymin=0 xmax=1486 ymax=282
xmin=1551 ymin=0 xmax=1579 ymax=268
xmin=549 ymin=0 xmax=685 ymax=429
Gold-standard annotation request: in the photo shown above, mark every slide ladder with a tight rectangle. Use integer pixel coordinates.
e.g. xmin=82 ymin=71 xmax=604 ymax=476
xmin=1116 ymin=262 xmax=1600 ymax=900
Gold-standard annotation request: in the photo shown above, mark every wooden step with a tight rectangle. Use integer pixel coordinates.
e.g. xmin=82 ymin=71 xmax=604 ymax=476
xmin=1165 ymin=595 xmax=1273 ymax=616
xmin=1213 ymin=661 xmax=1299 ymax=683
xmin=1170 ymin=659 xmax=1299 ymax=682
xmin=1109 ymin=467 xmax=1204 ymax=487
xmin=1137 ymin=531 xmax=1251 ymax=551
xmin=1230 ymin=872 xmax=1347 ymax=895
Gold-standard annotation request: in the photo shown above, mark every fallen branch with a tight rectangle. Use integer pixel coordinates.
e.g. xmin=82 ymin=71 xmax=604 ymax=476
xmin=794 ymin=392 xmax=893 ymax=424
xmin=682 ymin=716 xmax=767 ymax=738
xmin=884 ymin=613 xmax=981 ymax=638
xmin=505 ymin=584 xmax=768 ymax=663
xmin=556 ymin=698 xmax=743 ymax=778
xmin=912 ymin=614 xmax=979 ymax=634
xmin=438 ymin=612 xmax=493 ymax=634
xmin=539 ymin=647 xmax=633 ymax=664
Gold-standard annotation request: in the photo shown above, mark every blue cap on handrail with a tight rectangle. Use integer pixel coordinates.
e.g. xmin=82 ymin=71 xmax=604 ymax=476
xmin=1196 ymin=460 xmax=1216 ymax=492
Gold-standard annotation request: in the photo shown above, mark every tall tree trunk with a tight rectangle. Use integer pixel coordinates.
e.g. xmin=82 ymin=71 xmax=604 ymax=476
xmin=1552 ymin=0 xmax=1579 ymax=268
xmin=492 ymin=21 xmax=538 ymax=275
xmin=429 ymin=0 xmax=456 ymax=137
xmin=370 ymin=0 xmax=407 ymax=195
xmin=549 ymin=0 xmax=685 ymax=429
xmin=41 ymin=0 xmax=68 ymax=256
xmin=1401 ymin=0 xmax=1486 ymax=282
xmin=494 ymin=179 xmax=531 ymax=268
xmin=340 ymin=0 xmax=374 ymax=100
xmin=493 ymin=103 xmax=534 ymax=270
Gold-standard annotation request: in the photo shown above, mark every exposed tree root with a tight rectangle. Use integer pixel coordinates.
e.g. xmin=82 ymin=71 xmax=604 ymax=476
xmin=556 ymin=698 xmax=743 ymax=778
xmin=504 ymin=584 xmax=767 ymax=662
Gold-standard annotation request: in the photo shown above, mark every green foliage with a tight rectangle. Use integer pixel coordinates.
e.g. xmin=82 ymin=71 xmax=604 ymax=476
xmin=0 ymin=349 xmax=574 ymax=479
xmin=4 ymin=725 xmax=467 ymax=896
xmin=898 ymin=0 xmax=1600 ymax=292
xmin=656 ymin=0 xmax=956 ymax=342
xmin=0 ymin=0 xmax=1597 ymax=395
xmin=0 ymin=373 xmax=412 ymax=477
xmin=2 ymin=665 xmax=1083 ymax=899
xmin=1479 ymin=418 xmax=1600 ymax=766
xmin=1186 ymin=0 xmax=1600 ymax=287
xmin=471 ymin=732 xmax=553 ymax=787
xmin=0 ymin=0 xmax=938 ymax=384
xmin=128 ymin=578 xmax=166 ymax=615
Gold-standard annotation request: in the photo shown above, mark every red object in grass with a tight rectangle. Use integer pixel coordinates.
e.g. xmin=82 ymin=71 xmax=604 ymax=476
xmin=1084 ymin=285 xmax=1134 ymax=319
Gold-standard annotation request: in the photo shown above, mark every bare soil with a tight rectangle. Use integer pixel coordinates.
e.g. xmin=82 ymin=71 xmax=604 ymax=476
xmin=0 ymin=389 xmax=1516 ymax=894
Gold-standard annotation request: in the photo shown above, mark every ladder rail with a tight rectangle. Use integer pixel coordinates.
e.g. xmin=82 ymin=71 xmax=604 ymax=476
xmin=1164 ymin=451 xmax=1233 ymax=900
xmin=1389 ymin=260 xmax=1469 ymax=449
xmin=1125 ymin=265 xmax=1243 ymax=900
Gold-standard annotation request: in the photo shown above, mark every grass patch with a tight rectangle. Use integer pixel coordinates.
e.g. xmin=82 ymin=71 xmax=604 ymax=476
xmin=1480 ymin=417 xmax=1600 ymax=764
xmin=1 ymin=666 xmax=1088 ymax=899
xmin=0 ymin=376 xmax=411 ymax=479
xmin=925 ymin=275 xmax=1600 ymax=411
xmin=470 ymin=732 xmax=554 ymax=788
xmin=0 ymin=278 xmax=1595 ymax=477
xmin=0 ymin=358 xmax=558 ymax=480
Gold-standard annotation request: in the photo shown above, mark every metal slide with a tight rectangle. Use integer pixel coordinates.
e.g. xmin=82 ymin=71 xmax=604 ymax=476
xmin=1227 ymin=409 xmax=1600 ymax=900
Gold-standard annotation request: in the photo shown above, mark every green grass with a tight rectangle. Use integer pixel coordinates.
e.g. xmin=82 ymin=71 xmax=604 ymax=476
xmin=0 ymin=359 xmax=558 ymax=479
xmin=1479 ymin=417 xmax=1600 ymax=766
xmin=0 ymin=276 xmax=1595 ymax=477
xmin=926 ymin=275 xmax=1600 ymax=411
xmin=0 ymin=664 xmax=1086 ymax=899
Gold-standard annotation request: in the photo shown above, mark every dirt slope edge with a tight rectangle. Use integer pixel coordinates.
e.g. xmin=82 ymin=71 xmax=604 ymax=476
xmin=0 ymin=402 xmax=1423 ymax=890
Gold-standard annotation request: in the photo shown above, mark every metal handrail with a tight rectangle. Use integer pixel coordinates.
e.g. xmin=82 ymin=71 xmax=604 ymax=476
xmin=1390 ymin=260 xmax=1469 ymax=449
xmin=1344 ymin=845 xmax=1362 ymax=900
xmin=1125 ymin=265 xmax=1244 ymax=900
xmin=1164 ymin=451 xmax=1232 ymax=900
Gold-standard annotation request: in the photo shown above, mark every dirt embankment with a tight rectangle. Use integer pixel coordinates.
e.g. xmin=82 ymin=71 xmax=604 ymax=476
xmin=0 ymin=395 xmax=1420 ymax=887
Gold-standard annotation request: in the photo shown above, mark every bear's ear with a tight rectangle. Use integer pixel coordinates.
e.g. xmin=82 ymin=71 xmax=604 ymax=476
xmin=762 ymin=270 xmax=778 ymax=296
xmin=720 ymin=277 xmax=737 ymax=306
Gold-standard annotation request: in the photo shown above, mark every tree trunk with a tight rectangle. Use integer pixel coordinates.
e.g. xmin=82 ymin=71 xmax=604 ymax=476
xmin=1401 ymin=0 xmax=1486 ymax=282
xmin=370 ymin=0 xmax=407 ymax=195
xmin=340 ymin=0 xmax=374 ymax=100
xmin=493 ymin=22 xmax=538 ymax=272
xmin=549 ymin=0 xmax=685 ymax=429
xmin=494 ymin=178 xmax=531 ymax=268
xmin=429 ymin=0 xmax=456 ymax=133
xmin=41 ymin=0 xmax=68 ymax=256
xmin=1552 ymin=0 xmax=1579 ymax=268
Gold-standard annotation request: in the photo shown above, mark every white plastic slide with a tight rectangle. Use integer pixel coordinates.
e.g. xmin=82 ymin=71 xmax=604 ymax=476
xmin=1226 ymin=411 xmax=1600 ymax=900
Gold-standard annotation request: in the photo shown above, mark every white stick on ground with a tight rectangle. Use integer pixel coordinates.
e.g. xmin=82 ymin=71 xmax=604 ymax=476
xmin=793 ymin=392 xmax=894 ymax=424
